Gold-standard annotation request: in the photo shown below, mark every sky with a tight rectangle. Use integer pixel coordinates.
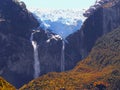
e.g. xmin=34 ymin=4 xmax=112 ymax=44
xmin=20 ymin=0 xmax=96 ymax=9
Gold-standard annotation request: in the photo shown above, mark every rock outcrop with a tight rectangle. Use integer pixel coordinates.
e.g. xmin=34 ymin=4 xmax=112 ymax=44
xmin=0 ymin=0 xmax=38 ymax=38
xmin=32 ymin=29 xmax=63 ymax=75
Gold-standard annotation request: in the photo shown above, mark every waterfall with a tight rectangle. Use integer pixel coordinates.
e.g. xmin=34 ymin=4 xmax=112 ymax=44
xmin=30 ymin=31 xmax=40 ymax=78
xmin=61 ymin=39 xmax=65 ymax=72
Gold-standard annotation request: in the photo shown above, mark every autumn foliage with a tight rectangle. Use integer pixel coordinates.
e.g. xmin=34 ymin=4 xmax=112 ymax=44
xmin=0 ymin=77 xmax=16 ymax=90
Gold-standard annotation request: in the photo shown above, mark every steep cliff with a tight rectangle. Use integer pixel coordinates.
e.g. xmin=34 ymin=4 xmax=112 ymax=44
xmin=32 ymin=29 xmax=63 ymax=75
xmin=0 ymin=0 xmax=39 ymax=88
xmin=32 ymin=29 xmax=80 ymax=74
xmin=0 ymin=0 xmax=38 ymax=38
xmin=20 ymin=25 xmax=120 ymax=90
xmin=66 ymin=0 xmax=120 ymax=62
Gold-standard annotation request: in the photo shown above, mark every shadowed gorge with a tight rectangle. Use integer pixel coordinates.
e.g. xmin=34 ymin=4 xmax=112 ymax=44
xmin=20 ymin=26 xmax=120 ymax=90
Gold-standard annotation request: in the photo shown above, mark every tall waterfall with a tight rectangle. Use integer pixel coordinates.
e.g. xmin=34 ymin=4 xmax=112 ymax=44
xmin=61 ymin=39 xmax=65 ymax=71
xmin=30 ymin=31 xmax=40 ymax=78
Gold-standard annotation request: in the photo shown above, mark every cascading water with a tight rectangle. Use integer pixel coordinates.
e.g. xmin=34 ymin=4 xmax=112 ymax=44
xmin=61 ymin=39 xmax=65 ymax=71
xmin=30 ymin=9 xmax=86 ymax=72
xmin=30 ymin=31 xmax=40 ymax=78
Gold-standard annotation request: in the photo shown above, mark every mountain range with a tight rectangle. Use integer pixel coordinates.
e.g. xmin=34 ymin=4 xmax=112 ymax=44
xmin=30 ymin=9 xmax=86 ymax=39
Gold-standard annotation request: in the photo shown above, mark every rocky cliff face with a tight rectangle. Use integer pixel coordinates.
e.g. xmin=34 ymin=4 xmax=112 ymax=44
xmin=33 ymin=29 xmax=81 ymax=73
xmin=66 ymin=0 xmax=120 ymax=61
xmin=0 ymin=0 xmax=38 ymax=88
xmin=32 ymin=30 xmax=63 ymax=75
xmin=0 ymin=0 xmax=38 ymax=38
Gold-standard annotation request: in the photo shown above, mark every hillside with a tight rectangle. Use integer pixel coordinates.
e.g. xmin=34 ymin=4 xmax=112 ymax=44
xmin=0 ymin=77 xmax=16 ymax=90
xmin=20 ymin=26 xmax=120 ymax=90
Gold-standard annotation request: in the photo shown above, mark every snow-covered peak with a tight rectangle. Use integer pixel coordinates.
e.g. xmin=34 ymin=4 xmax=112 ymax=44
xmin=31 ymin=8 xmax=86 ymax=22
xmin=29 ymin=8 xmax=86 ymax=39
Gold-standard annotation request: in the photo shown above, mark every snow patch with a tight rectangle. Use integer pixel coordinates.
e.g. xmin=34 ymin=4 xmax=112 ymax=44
xmin=30 ymin=8 xmax=86 ymax=39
